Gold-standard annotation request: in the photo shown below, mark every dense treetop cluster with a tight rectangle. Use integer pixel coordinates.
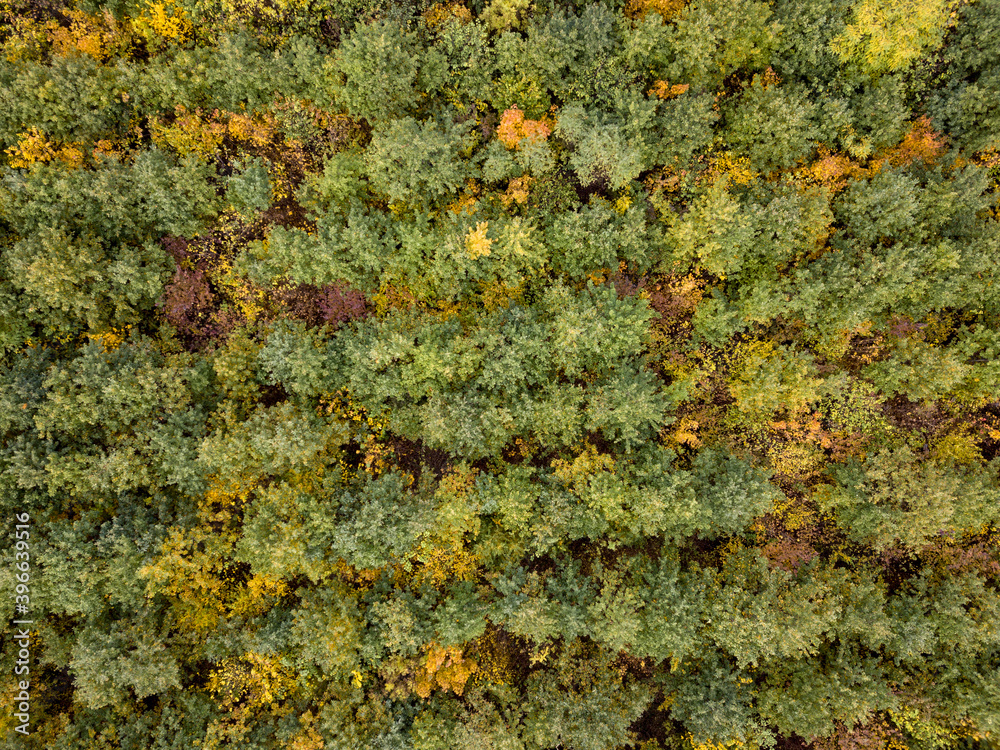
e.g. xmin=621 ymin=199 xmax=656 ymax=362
xmin=2 ymin=0 xmax=1000 ymax=747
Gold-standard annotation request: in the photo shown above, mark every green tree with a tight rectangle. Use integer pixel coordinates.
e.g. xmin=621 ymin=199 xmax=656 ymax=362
xmin=722 ymin=76 xmax=820 ymax=172
xmin=327 ymin=19 xmax=422 ymax=122
xmin=816 ymin=447 xmax=1000 ymax=551
xmin=365 ymin=116 xmax=474 ymax=207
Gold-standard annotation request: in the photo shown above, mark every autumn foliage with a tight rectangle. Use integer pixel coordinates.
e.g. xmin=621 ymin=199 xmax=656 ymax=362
xmin=2 ymin=0 xmax=1000 ymax=748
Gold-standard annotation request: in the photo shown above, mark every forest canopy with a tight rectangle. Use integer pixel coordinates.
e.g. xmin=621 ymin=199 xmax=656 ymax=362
xmin=2 ymin=0 xmax=1000 ymax=748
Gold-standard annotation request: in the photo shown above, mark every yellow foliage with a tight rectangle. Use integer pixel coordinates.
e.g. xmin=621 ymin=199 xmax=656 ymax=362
xmin=685 ymin=733 xmax=746 ymax=750
xmin=496 ymin=106 xmax=553 ymax=150
xmin=831 ymin=0 xmax=952 ymax=75
xmin=413 ymin=467 xmax=481 ymax=586
xmin=799 ymin=146 xmax=865 ymax=193
xmin=888 ymin=706 xmax=973 ymax=750
xmin=613 ymin=193 xmax=633 ymax=214
xmin=922 ymin=310 xmax=956 ymax=345
xmin=6 ymin=128 xmax=85 ymax=169
xmin=134 ymin=0 xmax=194 ymax=48
xmin=228 ymin=574 xmax=289 ymax=618
xmin=361 ymin=434 xmax=393 ymax=476
xmin=413 ymin=643 xmax=478 ymax=698
xmin=209 ymin=652 xmax=297 ymax=709
xmin=624 ymin=0 xmax=686 ymax=21
xmin=758 ymin=66 xmax=782 ymax=90
xmin=320 ymin=389 xmax=390 ymax=433
xmin=370 ymin=282 xmax=419 ymax=316
xmin=423 ymin=1 xmax=473 ymax=26
xmin=976 ymin=148 xmax=1000 ymax=169
xmin=648 ymin=80 xmax=690 ymax=99
xmin=138 ymin=524 xmax=236 ymax=632
xmin=2 ymin=16 xmax=47 ymax=63
xmin=437 ymin=466 xmax=477 ymax=499
xmin=481 ymin=0 xmax=532 ymax=30
xmin=770 ymin=492 xmax=816 ymax=532
xmin=551 ymin=442 xmax=616 ymax=486
xmin=500 ymin=175 xmax=533 ymax=208
xmin=3 ymin=9 xmax=132 ymax=63
xmin=932 ymin=431 xmax=983 ymax=466
xmin=465 ymin=221 xmax=494 ymax=259
xmin=150 ymin=105 xmax=227 ymax=159
xmin=767 ymin=441 xmax=825 ymax=483
xmin=0 ymin=679 xmax=28 ymax=736
xmin=671 ymin=415 xmax=703 ymax=448
xmin=332 ymin=558 xmax=386 ymax=593
xmin=479 ymin=278 xmax=525 ymax=311
xmin=210 ymin=253 xmax=271 ymax=324
xmin=871 ymin=116 xmax=947 ymax=171
xmin=416 ymin=544 xmax=480 ymax=587
xmin=46 ymin=9 xmax=131 ymax=61
xmin=319 ymin=389 xmax=392 ymax=480
xmin=92 ymin=139 xmax=125 ymax=161
xmin=431 ymin=299 xmax=464 ymax=321
xmin=726 ymin=338 xmax=776 ymax=376
xmin=283 ymin=712 xmax=325 ymax=750
xmin=717 ymin=536 xmax=744 ymax=565
xmin=706 ymin=150 xmax=757 ymax=187
xmin=227 ymin=110 xmax=279 ymax=148
xmin=448 ymin=192 xmax=480 ymax=215
xmin=470 ymin=625 xmax=517 ymax=686
xmin=85 ymin=325 xmax=132 ymax=352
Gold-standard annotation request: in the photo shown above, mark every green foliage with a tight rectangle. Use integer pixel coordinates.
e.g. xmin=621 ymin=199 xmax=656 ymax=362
xmin=703 ymin=548 xmax=839 ymax=669
xmin=332 ymin=472 xmax=433 ymax=568
xmin=69 ymin=621 xmax=182 ymax=709
xmin=258 ymin=319 xmax=342 ymax=399
xmin=927 ymin=0 xmax=1000 ymax=152
xmin=5 ymin=0 xmax=1000 ymax=745
xmin=816 ymin=447 xmax=1000 ymax=551
xmin=335 ymin=283 xmax=665 ymax=458
xmin=786 ymin=164 xmax=1000 ymax=355
xmin=519 ymin=641 xmax=653 ymax=750
xmin=290 ymin=583 xmax=363 ymax=679
xmin=556 ymin=103 xmax=645 ymax=190
xmin=690 ymin=449 xmax=782 ymax=537
xmin=650 ymin=91 xmax=718 ymax=168
xmin=665 ymin=179 xmax=756 ymax=277
xmin=124 ymin=32 xmax=300 ymax=114
xmin=432 ymin=21 xmax=496 ymax=107
xmin=198 ymin=401 xmax=347 ymax=488
xmin=756 ymin=642 xmax=894 ymax=741
xmin=540 ymin=200 xmax=657 ymax=280
xmin=514 ymin=4 xmax=622 ymax=104
xmin=664 ymin=0 xmax=781 ymax=90
xmin=0 ymin=54 xmax=127 ymax=149
xmin=4 ymin=228 xmax=171 ymax=332
xmin=770 ymin=0 xmax=851 ymax=83
xmin=2 ymin=149 xmax=220 ymax=241
xmin=365 ymin=116 xmax=475 ymax=207
xmin=492 ymin=72 xmax=551 ymax=119
xmin=727 ymin=342 xmax=831 ymax=418
xmin=329 ymin=19 xmax=422 ymax=122
xmin=661 ymin=652 xmax=775 ymax=749
xmin=862 ymin=337 xmax=969 ymax=402
xmin=225 ymin=157 xmax=272 ymax=218
xmin=297 ymin=148 xmax=368 ymax=216
xmin=723 ymin=77 xmax=820 ymax=172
